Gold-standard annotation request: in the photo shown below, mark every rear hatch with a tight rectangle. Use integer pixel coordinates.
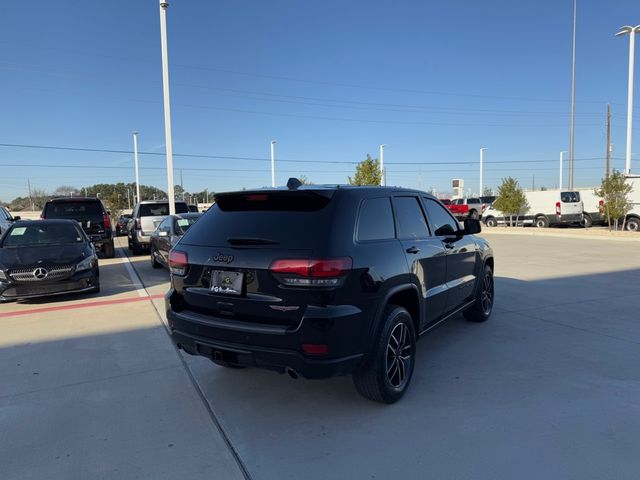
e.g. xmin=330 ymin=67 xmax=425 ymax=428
xmin=560 ymin=191 xmax=583 ymax=215
xmin=171 ymin=190 xmax=338 ymax=329
xmin=138 ymin=202 xmax=188 ymax=235
xmin=43 ymin=200 xmax=106 ymax=238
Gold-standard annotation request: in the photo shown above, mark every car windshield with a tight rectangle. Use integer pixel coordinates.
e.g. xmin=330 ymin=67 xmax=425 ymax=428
xmin=2 ymin=223 xmax=85 ymax=247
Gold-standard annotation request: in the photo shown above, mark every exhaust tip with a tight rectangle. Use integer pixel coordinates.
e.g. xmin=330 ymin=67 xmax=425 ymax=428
xmin=286 ymin=367 xmax=299 ymax=379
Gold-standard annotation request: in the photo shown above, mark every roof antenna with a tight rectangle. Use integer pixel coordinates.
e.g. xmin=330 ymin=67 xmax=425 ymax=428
xmin=286 ymin=177 xmax=302 ymax=190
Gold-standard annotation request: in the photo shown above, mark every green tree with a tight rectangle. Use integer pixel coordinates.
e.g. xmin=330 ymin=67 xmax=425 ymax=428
xmin=594 ymin=169 xmax=633 ymax=231
xmin=348 ymin=154 xmax=382 ymax=186
xmin=482 ymin=186 xmax=494 ymax=196
xmin=493 ymin=177 xmax=529 ymax=227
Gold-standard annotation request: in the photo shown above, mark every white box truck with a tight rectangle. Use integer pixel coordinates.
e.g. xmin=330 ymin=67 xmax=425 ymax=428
xmin=482 ymin=190 xmax=583 ymax=228
xmin=624 ymin=176 xmax=640 ymax=232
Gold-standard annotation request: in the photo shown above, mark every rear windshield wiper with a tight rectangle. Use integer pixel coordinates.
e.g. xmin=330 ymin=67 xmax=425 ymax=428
xmin=226 ymin=237 xmax=280 ymax=245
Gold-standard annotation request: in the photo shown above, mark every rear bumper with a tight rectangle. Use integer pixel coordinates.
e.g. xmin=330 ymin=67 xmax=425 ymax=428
xmin=135 ymin=231 xmax=152 ymax=246
xmin=166 ymin=292 xmax=367 ymax=379
xmin=555 ymin=213 xmax=583 ymax=224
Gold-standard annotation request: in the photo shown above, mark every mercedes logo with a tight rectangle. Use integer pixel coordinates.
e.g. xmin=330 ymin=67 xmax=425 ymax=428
xmin=33 ymin=267 xmax=49 ymax=280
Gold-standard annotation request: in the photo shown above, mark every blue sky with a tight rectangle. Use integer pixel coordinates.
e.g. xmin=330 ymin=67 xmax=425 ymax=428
xmin=0 ymin=0 xmax=639 ymax=202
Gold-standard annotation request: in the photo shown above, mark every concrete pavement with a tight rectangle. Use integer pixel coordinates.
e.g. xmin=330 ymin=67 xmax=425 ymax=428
xmin=2 ymin=234 xmax=640 ymax=479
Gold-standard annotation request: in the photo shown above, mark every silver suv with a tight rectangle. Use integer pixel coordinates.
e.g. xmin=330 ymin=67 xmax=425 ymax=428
xmin=127 ymin=200 xmax=189 ymax=254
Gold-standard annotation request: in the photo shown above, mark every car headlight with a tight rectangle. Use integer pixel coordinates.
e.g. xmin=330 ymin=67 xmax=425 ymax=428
xmin=0 ymin=270 xmax=6 ymax=281
xmin=76 ymin=256 xmax=95 ymax=272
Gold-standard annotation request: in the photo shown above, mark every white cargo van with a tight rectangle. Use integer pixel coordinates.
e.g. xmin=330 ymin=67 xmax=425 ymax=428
xmin=578 ymin=188 xmax=605 ymax=227
xmin=624 ymin=176 xmax=640 ymax=232
xmin=482 ymin=190 xmax=583 ymax=228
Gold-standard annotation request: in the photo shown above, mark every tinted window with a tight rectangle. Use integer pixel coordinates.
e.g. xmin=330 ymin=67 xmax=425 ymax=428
xmin=561 ymin=191 xmax=580 ymax=203
xmin=158 ymin=217 xmax=172 ymax=232
xmin=357 ymin=197 xmax=395 ymax=241
xmin=182 ymin=192 xmax=335 ymax=248
xmin=394 ymin=197 xmax=430 ymax=239
xmin=139 ymin=202 xmax=188 ymax=216
xmin=2 ymin=223 xmax=85 ymax=247
xmin=424 ymin=199 xmax=459 ymax=236
xmin=45 ymin=201 xmax=102 ymax=219
xmin=176 ymin=217 xmax=198 ymax=234
xmin=468 ymin=198 xmax=481 ymax=204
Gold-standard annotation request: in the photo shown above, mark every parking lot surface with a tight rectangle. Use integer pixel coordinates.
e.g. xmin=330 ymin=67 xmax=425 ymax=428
xmin=2 ymin=234 xmax=640 ymax=479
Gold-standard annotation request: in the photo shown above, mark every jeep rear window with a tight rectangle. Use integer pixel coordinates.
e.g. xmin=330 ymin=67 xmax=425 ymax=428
xmin=45 ymin=201 xmax=102 ymax=218
xmin=139 ymin=203 xmax=188 ymax=216
xmin=181 ymin=191 xmax=334 ymax=248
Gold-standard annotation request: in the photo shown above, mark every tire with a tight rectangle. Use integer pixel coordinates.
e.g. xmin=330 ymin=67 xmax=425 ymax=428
xmin=127 ymin=237 xmax=133 ymax=250
xmin=150 ymin=248 xmax=162 ymax=269
xmin=103 ymin=240 xmax=115 ymax=259
xmin=131 ymin=237 xmax=144 ymax=255
xmin=626 ymin=217 xmax=640 ymax=232
xmin=484 ymin=216 xmax=497 ymax=228
xmin=535 ymin=216 xmax=549 ymax=228
xmin=581 ymin=214 xmax=593 ymax=228
xmin=464 ymin=264 xmax=494 ymax=323
xmin=353 ymin=305 xmax=416 ymax=404
xmin=468 ymin=209 xmax=479 ymax=220
xmin=90 ymin=283 xmax=100 ymax=294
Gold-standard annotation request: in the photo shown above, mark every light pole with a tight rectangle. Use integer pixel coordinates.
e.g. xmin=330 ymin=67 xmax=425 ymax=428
xmin=270 ymin=140 xmax=276 ymax=187
xmin=616 ymin=25 xmax=640 ymax=175
xmin=568 ymin=0 xmax=577 ymax=189
xmin=133 ymin=131 xmax=141 ymax=204
xmin=479 ymin=148 xmax=487 ymax=196
xmin=559 ymin=151 xmax=567 ymax=189
xmin=379 ymin=144 xmax=386 ymax=186
xmin=159 ymin=0 xmax=176 ymax=214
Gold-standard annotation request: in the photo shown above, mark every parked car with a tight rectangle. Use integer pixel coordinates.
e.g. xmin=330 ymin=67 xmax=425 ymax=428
xmin=127 ymin=200 xmax=189 ymax=255
xmin=41 ymin=197 xmax=115 ymax=258
xmin=446 ymin=197 xmax=483 ymax=219
xmin=166 ymin=182 xmax=494 ymax=403
xmin=188 ymin=204 xmax=199 ymax=213
xmin=150 ymin=213 xmax=202 ymax=269
xmin=482 ymin=190 xmax=583 ymax=228
xmin=115 ymin=214 xmax=132 ymax=236
xmin=0 ymin=206 xmax=20 ymax=235
xmin=0 ymin=219 xmax=100 ymax=302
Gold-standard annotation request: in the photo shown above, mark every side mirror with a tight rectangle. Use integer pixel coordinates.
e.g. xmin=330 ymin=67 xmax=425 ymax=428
xmin=158 ymin=230 xmax=169 ymax=237
xmin=12 ymin=216 xmax=21 ymax=221
xmin=463 ymin=218 xmax=481 ymax=235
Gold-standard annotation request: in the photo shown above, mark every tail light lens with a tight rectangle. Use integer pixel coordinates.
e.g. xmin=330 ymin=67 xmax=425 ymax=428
xmin=555 ymin=202 xmax=561 ymax=215
xmin=169 ymin=250 xmax=189 ymax=276
xmin=270 ymin=258 xmax=352 ymax=287
xmin=103 ymin=213 xmax=111 ymax=230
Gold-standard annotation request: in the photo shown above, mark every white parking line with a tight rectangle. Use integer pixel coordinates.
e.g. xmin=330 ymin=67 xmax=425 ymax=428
xmin=117 ymin=248 xmax=148 ymax=298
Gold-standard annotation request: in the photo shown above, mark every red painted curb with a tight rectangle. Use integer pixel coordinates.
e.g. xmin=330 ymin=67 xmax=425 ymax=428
xmin=0 ymin=294 xmax=166 ymax=318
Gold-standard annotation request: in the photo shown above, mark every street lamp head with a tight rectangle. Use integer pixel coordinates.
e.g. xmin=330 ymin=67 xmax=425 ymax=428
xmin=132 ymin=131 xmax=138 ymax=136
xmin=271 ymin=140 xmax=277 ymax=145
xmin=616 ymin=26 xmax=634 ymax=36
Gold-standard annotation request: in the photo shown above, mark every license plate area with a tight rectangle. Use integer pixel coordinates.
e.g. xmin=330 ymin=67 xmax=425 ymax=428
xmin=210 ymin=270 xmax=243 ymax=296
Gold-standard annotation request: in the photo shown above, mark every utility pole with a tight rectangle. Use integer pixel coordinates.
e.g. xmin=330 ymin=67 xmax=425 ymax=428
xmin=126 ymin=188 xmax=131 ymax=209
xmin=559 ymin=151 xmax=567 ymax=190
xmin=379 ymin=144 xmax=386 ymax=186
xmin=616 ymin=26 xmax=640 ymax=175
xmin=606 ymin=103 xmax=612 ymax=177
xmin=532 ymin=175 xmax=536 ymax=191
xmin=159 ymin=0 xmax=176 ymax=214
xmin=133 ymin=131 xmax=141 ymax=204
xmin=568 ymin=0 xmax=577 ymax=189
xmin=270 ymin=140 xmax=276 ymax=187
xmin=27 ymin=179 xmax=34 ymax=211
xmin=479 ymin=148 xmax=487 ymax=196
xmin=180 ymin=169 xmax=184 ymax=200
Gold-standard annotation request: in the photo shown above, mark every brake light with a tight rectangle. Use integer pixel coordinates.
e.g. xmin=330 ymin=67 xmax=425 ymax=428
xmin=169 ymin=250 xmax=189 ymax=276
xmin=103 ymin=213 xmax=110 ymax=230
xmin=246 ymin=194 xmax=268 ymax=201
xmin=270 ymin=258 xmax=352 ymax=286
xmin=555 ymin=202 xmax=561 ymax=215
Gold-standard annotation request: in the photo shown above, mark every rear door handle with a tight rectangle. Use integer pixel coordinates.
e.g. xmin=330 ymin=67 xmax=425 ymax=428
xmin=406 ymin=246 xmax=420 ymax=254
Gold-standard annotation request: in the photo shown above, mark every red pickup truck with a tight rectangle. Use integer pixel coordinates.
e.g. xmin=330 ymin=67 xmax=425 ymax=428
xmin=446 ymin=198 xmax=483 ymax=219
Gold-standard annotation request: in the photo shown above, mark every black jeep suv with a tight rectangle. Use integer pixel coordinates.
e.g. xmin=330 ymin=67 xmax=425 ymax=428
xmin=42 ymin=197 xmax=115 ymax=258
xmin=166 ymin=183 xmax=494 ymax=403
